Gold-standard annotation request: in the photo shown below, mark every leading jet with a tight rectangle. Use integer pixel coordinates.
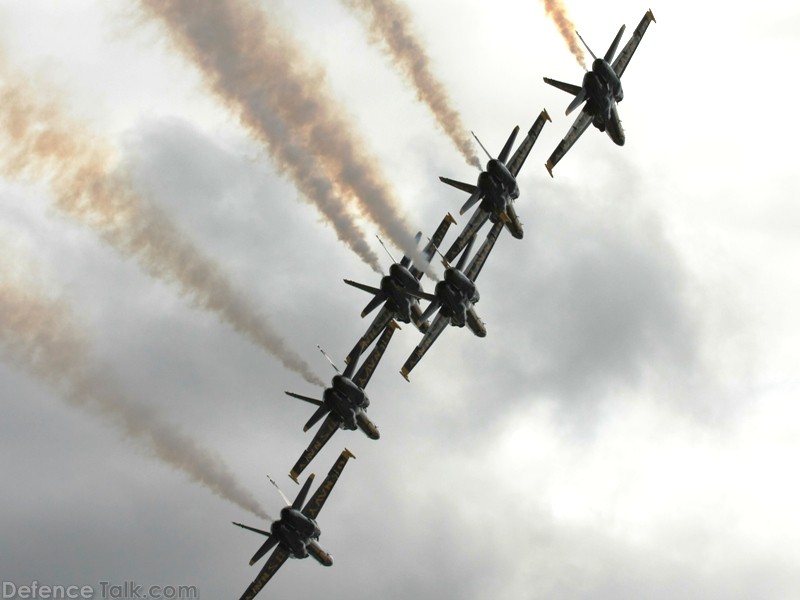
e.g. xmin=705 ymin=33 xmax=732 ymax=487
xmin=234 ymin=448 xmax=355 ymax=599
xmin=285 ymin=322 xmax=397 ymax=481
xmin=400 ymin=220 xmax=504 ymax=381
xmin=439 ymin=110 xmax=550 ymax=264
xmin=342 ymin=213 xmax=456 ymax=365
xmin=543 ymin=9 xmax=656 ymax=176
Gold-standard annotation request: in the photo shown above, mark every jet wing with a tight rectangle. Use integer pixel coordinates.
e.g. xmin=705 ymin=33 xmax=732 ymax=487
xmin=544 ymin=109 xmax=592 ymax=177
xmin=411 ymin=213 xmax=457 ymax=279
xmin=353 ymin=320 xmax=398 ymax=389
xmin=506 ymin=109 xmax=551 ymax=178
xmin=465 ymin=220 xmax=504 ymax=282
xmin=345 ymin=306 xmax=393 ymax=365
xmin=612 ymin=9 xmax=656 ymax=79
xmin=238 ymin=545 xmax=291 ymax=600
xmin=443 ymin=207 xmax=490 ymax=264
xmin=302 ymin=448 xmax=356 ymax=520
xmin=400 ymin=312 xmax=448 ymax=381
xmin=289 ymin=413 xmax=341 ymax=483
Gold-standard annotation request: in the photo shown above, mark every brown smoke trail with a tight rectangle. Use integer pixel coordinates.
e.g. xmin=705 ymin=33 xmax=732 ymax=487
xmin=0 ymin=61 xmax=324 ymax=387
xmin=539 ymin=0 xmax=585 ymax=66
xmin=137 ymin=0 xmax=429 ymax=274
xmin=0 ymin=258 xmax=270 ymax=520
xmin=341 ymin=0 xmax=480 ymax=169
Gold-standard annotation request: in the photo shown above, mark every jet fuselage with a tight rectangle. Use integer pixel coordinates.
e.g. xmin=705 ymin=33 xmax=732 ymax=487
xmin=478 ymin=160 xmax=517 ymax=213
xmin=323 ymin=375 xmax=369 ymax=431
xmin=436 ymin=268 xmax=480 ymax=328
xmin=381 ymin=263 xmax=424 ymax=323
xmin=582 ymin=63 xmax=625 ymax=146
xmin=270 ymin=508 xmax=332 ymax=566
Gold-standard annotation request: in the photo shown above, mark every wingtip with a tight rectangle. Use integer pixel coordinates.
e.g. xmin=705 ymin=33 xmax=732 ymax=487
xmin=545 ymin=161 xmax=555 ymax=178
xmin=400 ymin=368 xmax=410 ymax=382
xmin=445 ymin=212 xmax=456 ymax=225
xmin=343 ymin=448 xmax=356 ymax=459
xmin=542 ymin=108 xmax=551 ymax=122
xmin=388 ymin=320 xmax=401 ymax=331
xmin=289 ymin=471 xmax=300 ymax=484
xmin=648 ymin=9 xmax=656 ymax=23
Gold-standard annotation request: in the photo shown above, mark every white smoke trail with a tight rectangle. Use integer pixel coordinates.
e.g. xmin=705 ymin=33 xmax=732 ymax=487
xmin=138 ymin=0 xmax=433 ymax=275
xmin=539 ymin=0 xmax=586 ymax=66
xmin=0 ymin=250 xmax=270 ymax=520
xmin=341 ymin=0 xmax=481 ymax=169
xmin=0 ymin=57 xmax=323 ymax=387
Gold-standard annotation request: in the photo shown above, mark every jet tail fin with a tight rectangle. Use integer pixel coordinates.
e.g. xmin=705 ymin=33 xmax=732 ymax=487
xmin=497 ymin=125 xmax=520 ymax=165
xmin=292 ymin=473 xmax=316 ymax=508
xmin=303 ymin=405 xmax=331 ymax=432
xmin=604 ymin=24 xmax=627 ymax=62
xmin=248 ymin=536 xmax=279 ymax=566
xmin=565 ymin=89 xmax=587 ymax=115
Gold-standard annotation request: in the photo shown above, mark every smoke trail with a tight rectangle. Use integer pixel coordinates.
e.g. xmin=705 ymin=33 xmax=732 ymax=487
xmin=137 ymin=0 xmax=431 ymax=275
xmin=340 ymin=0 xmax=480 ymax=169
xmin=0 ymin=61 xmax=324 ymax=387
xmin=539 ymin=0 xmax=585 ymax=66
xmin=0 ymin=257 xmax=270 ymax=520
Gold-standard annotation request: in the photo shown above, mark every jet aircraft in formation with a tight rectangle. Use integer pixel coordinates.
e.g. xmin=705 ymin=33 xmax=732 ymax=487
xmin=285 ymin=322 xmax=397 ymax=482
xmin=235 ymin=8 xmax=655 ymax=597
xmin=234 ymin=449 xmax=355 ymax=600
xmin=543 ymin=9 xmax=656 ymax=175
xmin=342 ymin=212 xmax=456 ymax=366
xmin=400 ymin=219 xmax=505 ymax=381
xmin=439 ymin=110 xmax=551 ymax=263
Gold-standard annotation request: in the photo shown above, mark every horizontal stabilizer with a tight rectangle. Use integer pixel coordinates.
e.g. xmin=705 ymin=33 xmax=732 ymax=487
xmin=405 ymin=288 xmax=437 ymax=303
xmin=285 ymin=391 xmax=323 ymax=407
xmin=543 ymin=77 xmax=583 ymax=96
xmin=343 ymin=279 xmax=382 ymax=296
xmin=440 ymin=176 xmax=479 ymax=195
xmin=233 ymin=522 xmax=271 ymax=537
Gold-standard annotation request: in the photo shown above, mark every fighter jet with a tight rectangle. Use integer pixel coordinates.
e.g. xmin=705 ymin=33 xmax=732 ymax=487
xmin=286 ymin=322 xmax=397 ymax=481
xmin=233 ymin=448 xmax=355 ymax=599
xmin=400 ymin=220 xmax=504 ymax=381
xmin=342 ymin=213 xmax=456 ymax=365
xmin=543 ymin=9 xmax=656 ymax=176
xmin=439 ymin=110 xmax=550 ymax=264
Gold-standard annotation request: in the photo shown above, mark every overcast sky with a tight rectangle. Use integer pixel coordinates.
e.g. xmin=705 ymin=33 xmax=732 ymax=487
xmin=1 ymin=1 xmax=799 ymax=599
